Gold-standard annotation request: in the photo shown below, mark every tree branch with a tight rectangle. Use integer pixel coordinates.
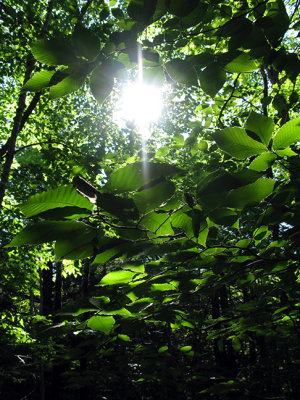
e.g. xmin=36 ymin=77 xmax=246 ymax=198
xmin=260 ymin=67 xmax=269 ymax=117
xmin=14 ymin=140 xmax=83 ymax=155
xmin=218 ymin=74 xmax=240 ymax=128
xmin=78 ymin=0 xmax=94 ymax=22
xmin=0 ymin=0 xmax=56 ymax=210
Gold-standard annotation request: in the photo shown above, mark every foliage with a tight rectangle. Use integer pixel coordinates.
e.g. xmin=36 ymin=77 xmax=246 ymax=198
xmin=1 ymin=0 xmax=300 ymax=399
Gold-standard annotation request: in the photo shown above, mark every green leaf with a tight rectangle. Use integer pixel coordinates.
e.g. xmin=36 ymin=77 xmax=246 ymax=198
xmin=7 ymin=221 xmax=92 ymax=247
xmin=158 ymin=345 xmax=168 ymax=353
xmin=90 ymin=60 xmax=115 ymax=105
xmin=256 ymin=0 xmax=289 ymax=46
xmin=127 ymin=0 xmax=157 ymax=25
xmin=155 ymin=146 xmax=169 ymax=157
xmin=92 ymin=245 xmax=125 ymax=266
xmin=99 ymin=270 xmax=138 ymax=285
xmin=23 ymin=70 xmax=56 ymax=92
xmin=199 ymin=63 xmax=226 ymax=97
xmin=118 ymin=334 xmax=131 ymax=341
xmin=171 ymin=207 xmax=207 ymax=244
xmin=87 ymin=315 xmax=115 ymax=334
xmin=167 ymin=0 xmax=199 ymax=17
xmin=103 ymin=162 xmax=181 ymax=193
xmin=31 ymin=38 xmax=77 ymax=65
xmin=165 ymin=59 xmax=198 ymax=86
xmin=179 ymin=1 xmax=208 ymax=28
xmin=213 ymin=127 xmax=267 ymax=159
xmin=249 ymin=153 xmax=276 ymax=171
xmin=72 ymin=25 xmax=100 ymax=60
xmin=151 ymin=282 xmax=177 ymax=291
xmin=209 ymin=208 xmax=238 ymax=226
xmin=97 ymin=193 xmax=138 ymax=220
xmin=151 ymin=0 xmax=167 ymax=22
xmin=20 ymin=184 xmax=93 ymax=217
xmin=245 ymin=111 xmax=274 ymax=145
xmin=272 ymin=118 xmax=300 ymax=150
xmin=140 ymin=211 xmax=174 ymax=235
xmin=55 ymin=228 xmax=97 ymax=260
xmin=49 ymin=71 xmax=86 ymax=99
xmin=225 ymin=53 xmax=258 ymax=73
xmin=180 ymin=345 xmax=192 ymax=352
xmin=225 ymin=178 xmax=275 ymax=209
xmin=132 ymin=179 xmax=175 ymax=214
xmin=253 ymin=225 xmax=271 ymax=241
xmin=31 ymin=206 xmax=91 ymax=220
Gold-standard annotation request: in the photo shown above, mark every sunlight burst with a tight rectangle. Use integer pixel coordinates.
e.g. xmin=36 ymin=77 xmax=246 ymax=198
xmin=114 ymin=81 xmax=163 ymax=140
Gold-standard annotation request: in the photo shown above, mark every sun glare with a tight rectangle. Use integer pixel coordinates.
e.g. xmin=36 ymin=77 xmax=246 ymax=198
xmin=114 ymin=81 xmax=163 ymax=140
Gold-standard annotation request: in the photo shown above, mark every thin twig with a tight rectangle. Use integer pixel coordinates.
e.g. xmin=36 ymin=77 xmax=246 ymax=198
xmin=218 ymin=73 xmax=240 ymax=128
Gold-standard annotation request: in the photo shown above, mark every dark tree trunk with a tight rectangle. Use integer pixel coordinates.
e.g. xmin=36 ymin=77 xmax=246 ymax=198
xmin=81 ymin=259 xmax=90 ymax=297
xmin=40 ymin=262 xmax=53 ymax=316
xmin=54 ymin=261 xmax=62 ymax=311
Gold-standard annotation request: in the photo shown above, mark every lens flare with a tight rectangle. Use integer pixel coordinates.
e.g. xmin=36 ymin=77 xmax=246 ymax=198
xmin=117 ymin=82 xmax=162 ymax=138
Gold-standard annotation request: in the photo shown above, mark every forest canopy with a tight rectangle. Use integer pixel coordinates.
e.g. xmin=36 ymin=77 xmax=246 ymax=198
xmin=0 ymin=0 xmax=300 ymax=399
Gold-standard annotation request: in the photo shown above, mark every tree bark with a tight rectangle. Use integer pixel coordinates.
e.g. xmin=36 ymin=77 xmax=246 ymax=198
xmin=0 ymin=0 xmax=55 ymax=210
xmin=40 ymin=261 xmax=53 ymax=316
xmin=54 ymin=261 xmax=62 ymax=311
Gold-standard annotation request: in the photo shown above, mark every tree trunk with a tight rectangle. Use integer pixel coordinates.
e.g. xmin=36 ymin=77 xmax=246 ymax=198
xmin=54 ymin=261 xmax=62 ymax=311
xmin=40 ymin=262 xmax=53 ymax=316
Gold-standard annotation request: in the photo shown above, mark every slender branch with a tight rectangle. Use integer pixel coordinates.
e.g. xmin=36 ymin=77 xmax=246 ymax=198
xmin=78 ymin=0 xmax=94 ymax=23
xmin=218 ymin=74 xmax=240 ymax=128
xmin=19 ymin=92 xmax=42 ymax=132
xmin=14 ymin=140 xmax=83 ymax=155
xmin=40 ymin=0 xmax=56 ymax=39
xmin=0 ymin=56 xmax=34 ymax=209
xmin=260 ymin=67 xmax=269 ymax=117
xmin=0 ymin=0 xmax=56 ymax=210
xmin=290 ymin=0 xmax=300 ymax=24
xmin=231 ymin=95 xmax=261 ymax=111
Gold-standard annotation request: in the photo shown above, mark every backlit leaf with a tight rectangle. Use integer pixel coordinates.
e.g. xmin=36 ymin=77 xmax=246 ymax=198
xmin=99 ymin=270 xmax=138 ymax=285
xmin=87 ymin=315 xmax=115 ymax=334
xmin=7 ymin=221 xmax=92 ymax=247
xmin=103 ymin=162 xmax=181 ymax=193
xmin=249 ymin=153 xmax=276 ymax=171
xmin=31 ymin=38 xmax=77 ymax=65
xmin=23 ymin=70 xmax=56 ymax=92
xmin=225 ymin=53 xmax=258 ymax=73
xmin=225 ymin=178 xmax=275 ymax=209
xmin=245 ymin=111 xmax=274 ymax=145
xmin=165 ymin=59 xmax=198 ymax=86
xmin=132 ymin=179 xmax=175 ymax=214
xmin=213 ymin=127 xmax=267 ymax=159
xmin=49 ymin=72 xmax=86 ymax=99
xmin=20 ymin=184 xmax=93 ymax=217
xmin=199 ymin=63 xmax=226 ymax=97
xmin=72 ymin=25 xmax=100 ymax=60
xmin=90 ymin=60 xmax=115 ymax=105
xmin=272 ymin=118 xmax=300 ymax=150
